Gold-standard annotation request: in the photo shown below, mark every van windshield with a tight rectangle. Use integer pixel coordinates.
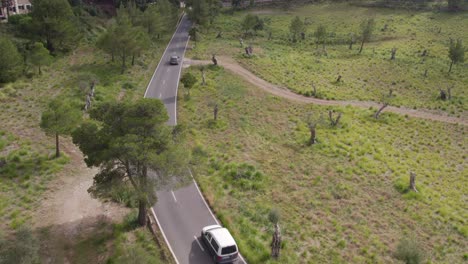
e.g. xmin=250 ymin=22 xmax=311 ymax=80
xmin=221 ymin=245 xmax=237 ymax=255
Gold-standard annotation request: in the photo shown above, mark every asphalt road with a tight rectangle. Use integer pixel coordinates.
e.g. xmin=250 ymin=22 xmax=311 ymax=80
xmin=145 ymin=15 xmax=245 ymax=264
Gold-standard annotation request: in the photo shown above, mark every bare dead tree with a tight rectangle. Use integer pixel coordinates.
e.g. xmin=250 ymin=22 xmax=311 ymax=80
xmin=328 ymin=110 xmax=342 ymax=127
xmin=424 ymin=69 xmax=428 ymax=77
xmin=312 ymin=82 xmax=317 ymax=97
xmin=374 ymin=89 xmax=393 ymax=119
xmin=216 ymin=31 xmax=222 ymax=38
xmin=271 ymin=223 xmax=281 ymax=259
xmin=390 ymin=48 xmax=397 ymax=60
xmin=409 ymin=172 xmax=418 ymax=192
xmin=336 ymin=75 xmax=342 ymax=83
xmin=439 ymin=85 xmax=453 ymax=100
xmin=239 ymin=38 xmax=244 ymax=47
xmin=213 ymin=104 xmax=218 ymax=121
xmin=348 ymin=33 xmax=355 ymax=50
xmin=306 ymin=113 xmax=324 ymax=145
xmin=245 ymin=45 xmax=253 ymax=57
xmin=211 ymin=54 xmax=218 ymax=66
xmin=200 ymin=67 xmax=206 ymax=86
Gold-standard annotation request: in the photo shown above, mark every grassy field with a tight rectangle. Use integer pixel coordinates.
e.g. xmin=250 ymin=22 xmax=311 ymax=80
xmin=188 ymin=3 xmax=467 ymax=117
xmin=179 ymin=65 xmax=467 ymax=263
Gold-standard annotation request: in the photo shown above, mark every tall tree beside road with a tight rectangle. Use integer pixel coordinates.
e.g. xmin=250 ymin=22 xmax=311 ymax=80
xmin=448 ymin=38 xmax=464 ymax=73
xmin=29 ymin=42 xmax=52 ymax=75
xmin=40 ymin=98 xmax=82 ymax=158
xmin=97 ymin=7 xmax=151 ymax=73
xmin=314 ymin=24 xmax=327 ymax=49
xmin=0 ymin=37 xmax=22 ymax=83
xmin=359 ymin=18 xmax=375 ymax=54
xmin=72 ymin=99 xmax=189 ymax=226
xmin=31 ymin=0 xmax=80 ymax=52
xmin=188 ymin=0 xmax=209 ymax=26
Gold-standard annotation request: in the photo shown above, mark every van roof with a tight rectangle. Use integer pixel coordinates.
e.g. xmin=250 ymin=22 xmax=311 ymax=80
xmin=209 ymin=227 xmax=237 ymax=248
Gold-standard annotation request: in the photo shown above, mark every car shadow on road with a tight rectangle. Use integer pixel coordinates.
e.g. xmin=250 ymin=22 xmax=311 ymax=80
xmin=189 ymin=238 xmax=213 ymax=264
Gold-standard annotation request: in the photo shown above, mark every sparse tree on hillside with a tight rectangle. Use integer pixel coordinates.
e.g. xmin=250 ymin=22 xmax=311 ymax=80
xmin=40 ymin=98 xmax=82 ymax=158
xmin=29 ymin=42 xmax=52 ymax=74
xmin=189 ymin=0 xmax=209 ymax=26
xmin=348 ymin=32 xmax=356 ymax=50
xmin=314 ymin=24 xmax=327 ymax=49
xmin=306 ymin=113 xmax=324 ymax=145
xmin=241 ymin=14 xmax=264 ymax=37
xmin=374 ymin=89 xmax=394 ymax=119
xmin=359 ymin=18 xmax=375 ymax=54
xmin=390 ymin=47 xmax=397 ymax=60
xmin=0 ymin=37 xmax=22 ymax=83
xmin=269 ymin=209 xmax=281 ymax=259
xmin=72 ymin=99 xmax=189 ymax=226
xmin=289 ymin=16 xmax=305 ymax=42
xmin=328 ymin=110 xmax=342 ymax=127
xmin=207 ymin=0 xmax=222 ymax=24
xmin=181 ymin=72 xmax=197 ymax=96
xmin=31 ymin=0 xmax=80 ymax=52
xmin=409 ymin=172 xmax=418 ymax=192
xmin=448 ymin=38 xmax=464 ymax=73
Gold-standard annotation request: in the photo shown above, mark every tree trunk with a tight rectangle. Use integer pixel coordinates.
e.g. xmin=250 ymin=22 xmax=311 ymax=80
xmin=55 ymin=133 xmax=60 ymax=158
xmin=374 ymin=103 xmax=388 ymax=119
xmin=38 ymin=66 xmax=41 ymax=75
xmin=271 ymin=223 xmax=281 ymax=259
xmin=132 ymin=54 xmax=135 ymax=66
xmin=359 ymin=39 xmax=364 ymax=54
xmin=309 ymin=126 xmax=316 ymax=145
xmin=111 ymin=51 xmax=115 ymax=62
xmin=121 ymin=52 xmax=126 ymax=74
xmin=348 ymin=41 xmax=353 ymax=50
xmin=138 ymin=200 xmax=147 ymax=226
xmin=409 ymin=172 xmax=418 ymax=192
xmin=448 ymin=60 xmax=453 ymax=73
xmin=214 ymin=104 xmax=218 ymax=121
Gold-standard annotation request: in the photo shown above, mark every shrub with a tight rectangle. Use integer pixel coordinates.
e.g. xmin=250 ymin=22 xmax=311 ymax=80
xmin=395 ymin=238 xmax=425 ymax=264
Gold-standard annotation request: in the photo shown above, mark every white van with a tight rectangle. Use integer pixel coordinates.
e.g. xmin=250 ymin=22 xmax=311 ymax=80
xmin=201 ymin=225 xmax=239 ymax=263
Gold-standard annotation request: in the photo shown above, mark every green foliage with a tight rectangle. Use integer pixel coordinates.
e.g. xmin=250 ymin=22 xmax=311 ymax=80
xmin=314 ymin=24 xmax=327 ymax=48
xmin=268 ymin=208 xmax=280 ymax=224
xmin=189 ymin=0 xmax=209 ymax=26
xmin=359 ymin=18 xmax=375 ymax=53
xmin=215 ymin=162 xmax=265 ymax=190
xmin=72 ymin=99 xmax=189 ymax=225
xmin=181 ymin=72 xmax=197 ymax=89
xmin=448 ymin=38 xmax=465 ymax=73
xmin=28 ymin=42 xmax=52 ymax=74
xmin=241 ymin=14 xmax=264 ymax=36
xmin=97 ymin=6 xmax=152 ymax=73
xmin=289 ymin=16 xmax=305 ymax=41
xmin=395 ymin=238 xmax=425 ymax=264
xmin=0 ymin=226 xmax=40 ymax=264
xmin=40 ymin=98 xmax=82 ymax=137
xmin=0 ymin=37 xmax=22 ymax=83
xmin=31 ymin=0 xmax=81 ymax=52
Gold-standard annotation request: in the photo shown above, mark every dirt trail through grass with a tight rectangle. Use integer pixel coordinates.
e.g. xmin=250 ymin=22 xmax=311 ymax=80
xmin=185 ymin=57 xmax=467 ymax=126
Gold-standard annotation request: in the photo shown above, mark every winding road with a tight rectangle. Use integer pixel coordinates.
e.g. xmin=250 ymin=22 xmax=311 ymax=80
xmin=144 ymin=15 xmax=246 ymax=264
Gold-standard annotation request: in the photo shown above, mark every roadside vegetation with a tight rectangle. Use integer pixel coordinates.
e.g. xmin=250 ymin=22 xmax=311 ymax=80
xmin=0 ymin=0 xmax=180 ymax=262
xmin=179 ymin=65 xmax=466 ymax=263
xmin=187 ymin=3 xmax=467 ymax=117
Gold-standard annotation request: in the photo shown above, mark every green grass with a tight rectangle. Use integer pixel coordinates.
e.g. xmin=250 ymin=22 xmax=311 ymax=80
xmin=188 ymin=3 xmax=467 ymax=116
xmin=179 ymin=65 xmax=467 ymax=263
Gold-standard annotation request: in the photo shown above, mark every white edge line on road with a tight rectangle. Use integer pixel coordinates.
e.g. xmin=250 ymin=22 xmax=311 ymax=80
xmin=188 ymin=169 xmax=248 ymax=264
xmin=144 ymin=13 xmax=186 ymax=99
xmin=171 ymin=190 xmax=177 ymax=202
xmin=173 ymin=34 xmax=191 ymax=125
xmin=150 ymin=207 xmax=180 ymax=264
xmin=194 ymin=235 xmax=205 ymax=251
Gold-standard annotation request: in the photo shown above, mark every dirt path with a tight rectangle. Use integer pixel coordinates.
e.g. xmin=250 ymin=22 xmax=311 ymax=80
xmin=34 ymin=140 xmax=129 ymax=264
xmin=184 ymin=57 xmax=467 ymax=126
